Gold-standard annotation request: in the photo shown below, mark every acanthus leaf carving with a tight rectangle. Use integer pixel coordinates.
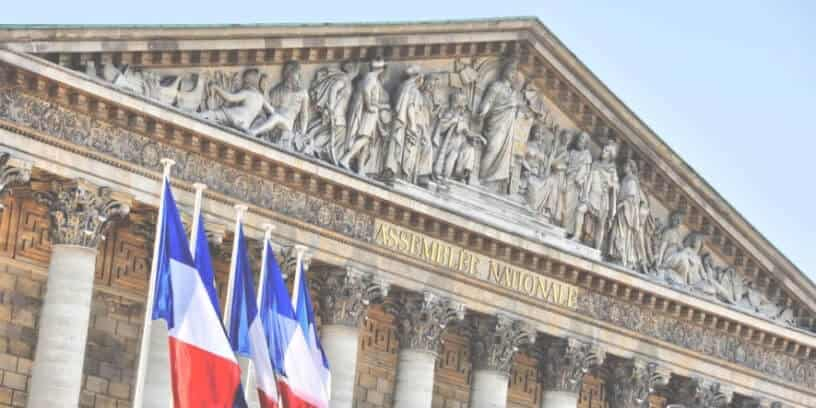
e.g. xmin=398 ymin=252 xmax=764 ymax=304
xmin=385 ymin=290 xmax=465 ymax=353
xmin=609 ymin=358 xmax=671 ymax=408
xmin=0 ymin=151 xmax=32 ymax=209
xmin=468 ymin=313 xmax=535 ymax=374
xmin=31 ymin=178 xmax=132 ymax=248
xmin=539 ymin=337 xmax=605 ymax=394
xmin=315 ymin=264 xmax=389 ymax=327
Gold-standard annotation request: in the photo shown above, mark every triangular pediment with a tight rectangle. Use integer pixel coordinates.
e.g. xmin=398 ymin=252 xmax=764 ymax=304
xmin=0 ymin=18 xmax=813 ymax=336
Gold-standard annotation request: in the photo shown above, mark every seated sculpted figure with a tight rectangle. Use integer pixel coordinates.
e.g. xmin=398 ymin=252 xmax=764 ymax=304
xmin=200 ymin=68 xmax=272 ymax=133
xmin=432 ymin=89 xmax=485 ymax=184
xmin=249 ymin=60 xmax=310 ymax=149
xmin=660 ymin=232 xmax=713 ymax=293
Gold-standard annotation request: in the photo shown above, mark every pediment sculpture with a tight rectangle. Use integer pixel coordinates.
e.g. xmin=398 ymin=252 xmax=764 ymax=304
xmin=82 ymin=54 xmax=797 ymax=328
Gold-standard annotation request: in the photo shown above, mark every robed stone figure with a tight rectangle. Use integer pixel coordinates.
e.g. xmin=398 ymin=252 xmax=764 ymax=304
xmin=477 ymin=58 xmax=520 ymax=191
xmin=340 ymin=58 xmax=392 ymax=175
xmin=383 ymin=65 xmax=434 ymax=184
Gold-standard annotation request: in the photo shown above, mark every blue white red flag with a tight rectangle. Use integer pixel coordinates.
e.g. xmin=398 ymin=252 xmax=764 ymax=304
xmin=293 ymin=260 xmax=331 ymax=402
xmin=151 ymin=179 xmax=243 ymax=408
xmin=259 ymin=243 xmax=329 ymax=408
xmin=226 ymin=223 xmax=281 ymax=408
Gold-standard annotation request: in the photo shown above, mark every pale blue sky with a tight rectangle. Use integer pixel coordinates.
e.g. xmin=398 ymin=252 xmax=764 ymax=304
xmin=4 ymin=1 xmax=815 ymax=280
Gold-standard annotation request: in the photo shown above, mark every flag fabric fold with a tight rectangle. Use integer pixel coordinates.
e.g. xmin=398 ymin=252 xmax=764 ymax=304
xmin=151 ymin=179 xmax=243 ymax=407
xmin=227 ymin=223 xmax=281 ymax=408
xmin=293 ymin=261 xmax=332 ymax=402
xmin=259 ymin=243 xmax=329 ymax=408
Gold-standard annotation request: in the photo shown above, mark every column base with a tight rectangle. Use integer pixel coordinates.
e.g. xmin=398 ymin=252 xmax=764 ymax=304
xmin=470 ymin=369 xmax=509 ymax=408
xmin=393 ymin=348 xmax=437 ymax=408
xmin=540 ymin=390 xmax=579 ymax=408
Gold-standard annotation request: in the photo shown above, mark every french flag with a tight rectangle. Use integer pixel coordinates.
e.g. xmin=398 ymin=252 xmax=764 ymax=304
xmin=259 ymin=244 xmax=329 ymax=408
xmin=151 ymin=180 xmax=243 ymax=407
xmin=226 ymin=223 xmax=281 ymax=408
xmin=292 ymin=260 xmax=331 ymax=402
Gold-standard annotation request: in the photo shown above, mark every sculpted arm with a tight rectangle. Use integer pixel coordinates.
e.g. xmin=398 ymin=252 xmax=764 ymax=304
xmin=214 ymin=87 xmax=245 ymax=104
xmin=477 ymin=83 xmax=498 ymax=117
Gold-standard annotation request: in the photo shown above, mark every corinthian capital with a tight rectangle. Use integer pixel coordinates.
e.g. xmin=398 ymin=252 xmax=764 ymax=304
xmin=609 ymin=358 xmax=671 ymax=408
xmin=386 ymin=290 xmax=465 ymax=354
xmin=282 ymin=244 xmax=313 ymax=279
xmin=315 ymin=264 xmax=390 ymax=327
xmin=668 ymin=377 xmax=733 ymax=408
xmin=32 ymin=179 xmax=132 ymax=248
xmin=469 ymin=314 xmax=535 ymax=374
xmin=0 ymin=152 xmax=32 ymax=208
xmin=539 ymin=337 xmax=605 ymax=394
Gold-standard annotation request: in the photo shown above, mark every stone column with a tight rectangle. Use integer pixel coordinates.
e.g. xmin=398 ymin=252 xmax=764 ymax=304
xmin=387 ymin=291 xmax=465 ymax=408
xmin=607 ymin=358 xmax=670 ymax=408
xmin=0 ymin=151 xmax=32 ymax=209
xmin=468 ymin=314 xmax=535 ymax=408
xmin=315 ymin=264 xmax=389 ymax=408
xmin=27 ymin=179 xmax=131 ymax=407
xmin=666 ymin=377 xmax=733 ymax=408
xmin=538 ymin=338 xmax=605 ymax=408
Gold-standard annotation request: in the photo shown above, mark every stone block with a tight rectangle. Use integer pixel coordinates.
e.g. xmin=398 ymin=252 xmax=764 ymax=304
xmin=10 ymin=390 xmax=24 ymax=407
xmin=108 ymin=381 xmax=130 ymax=400
xmin=2 ymin=372 xmax=25 ymax=391
xmin=94 ymin=316 xmax=117 ymax=334
xmin=94 ymin=395 xmax=118 ymax=408
xmin=14 ymin=359 xmax=29 ymax=376
xmin=0 ymin=388 xmax=11 ymax=404
xmin=85 ymin=375 xmax=108 ymax=394
xmin=13 ymin=278 xmax=39 ymax=299
xmin=0 ymin=355 xmax=16 ymax=372
xmin=80 ymin=390 xmax=95 ymax=407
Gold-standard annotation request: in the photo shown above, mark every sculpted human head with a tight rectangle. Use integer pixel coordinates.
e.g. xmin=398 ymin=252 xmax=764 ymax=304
xmin=601 ymin=141 xmax=618 ymax=162
xmin=341 ymin=61 xmax=359 ymax=77
xmin=624 ymin=158 xmax=638 ymax=176
xmin=500 ymin=58 xmax=518 ymax=82
xmin=573 ymin=131 xmax=590 ymax=150
xmin=281 ymin=60 xmax=303 ymax=90
xmin=241 ymin=68 xmax=261 ymax=90
xmin=668 ymin=210 xmax=686 ymax=227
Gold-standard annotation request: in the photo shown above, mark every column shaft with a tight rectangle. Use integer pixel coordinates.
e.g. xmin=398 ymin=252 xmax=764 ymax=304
xmin=540 ymin=391 xmax=579 ymax=408
xmin=143 ymin=322 xmax=172 ymax=408
xmin=393 ymin=349 xmax=437 ymax=408
xmin=321 ymin=324 xmax=360 ymax=408
xmin=470 ymin=369 xmax=509 ymax=408
xmin=28 ymin=245 xmax=97 ymax=407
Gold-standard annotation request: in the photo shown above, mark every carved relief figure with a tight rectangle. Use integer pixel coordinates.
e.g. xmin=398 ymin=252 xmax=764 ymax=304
xmin=249 ymin=61 xmax=310 ymax=148
xmin=572 ymin=141 xmax=619 ymax=250
xmin=432 ymin=89 xmax=485 ymax=183
xmin=525 ymin=125 xmax=568 ymax=224
xmin=340 ymin=58 xmax=392 ymax=175
xmin=608 ymin=159 xmax=651 ymax=270
xmin=305 ymin=62 xmax=360 ymax=163
xmin=660 ymin=232 xmax=708 ymax=289
xmin=382 ymin=65 xmax=434 ymax=185
xmin=200 ymin=68 xmax=272 ymax=133
xmin=477 ymin=57 xmax=521 ymax=192
xmin=563 ymin=132 xmax=593 ymax=238
xmin=653 ymin=210 xmax=686 ymax=270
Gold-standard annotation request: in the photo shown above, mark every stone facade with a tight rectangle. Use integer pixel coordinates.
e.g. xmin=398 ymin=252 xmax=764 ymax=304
xmin=0 ymin=17 xmax=811 ymax=408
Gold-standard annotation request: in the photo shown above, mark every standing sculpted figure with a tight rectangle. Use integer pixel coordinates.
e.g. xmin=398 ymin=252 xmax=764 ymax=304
xmin=305 ymin=62 xmax=360 ymax=163
xmin=572 ymin=141 xmax=619 ymax=250
xmin=563 ymin=132 xmax=593 ymax=236
xmin=432 ymin=89 xmax=485 ymax=183
xmin=607 ymin=159 xmax=652 ymax=270
xmin=249 ymin=61 xmax=310 ymax=148
xmin=340 ymin=58 xmax=392 ymax=175
xmin=477 ymin=57 xmax=521 ymax=193
xmin=382 ymin=65 xmax=434 ymax=185
xmin=524 ymin=125 xmax=568 ymax=224
xmin=200 ymin=68 xmax=271 ymax=133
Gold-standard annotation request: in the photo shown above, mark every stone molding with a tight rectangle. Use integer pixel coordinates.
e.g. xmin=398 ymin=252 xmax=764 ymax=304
xmin=468 ymin=313 xmax=535 ymax=374
xmin=608 ymin=358 xmax=670 ymax=408
xmin=31 ymin=178 xmax=131 ymax=248
xmin=0 ymin=152 xmax=31 ymax=208
xmin=538 ymin=337 xmax=605 ymax=394
xmin=314 ymin=264 xmax=390 ymax=327
xmin=386 ymin=290 xmax=465 ymax=354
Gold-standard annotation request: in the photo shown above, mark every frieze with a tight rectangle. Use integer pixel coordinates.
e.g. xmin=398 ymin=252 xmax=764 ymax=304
xmin=0 ymin=88 xmax=375 ymax=243
xmin=2 ymin=86 xmax=816 ymax=389
xmin=579 ymin=290 xmax=816 ymax=389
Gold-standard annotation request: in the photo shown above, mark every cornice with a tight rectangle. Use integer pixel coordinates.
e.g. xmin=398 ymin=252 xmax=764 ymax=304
xmin=1 ymin=48 xmax=815 ymax=377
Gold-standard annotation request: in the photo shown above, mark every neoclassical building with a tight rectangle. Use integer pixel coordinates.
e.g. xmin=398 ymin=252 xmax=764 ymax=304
xmin=0 ymin=18 xmax=812 ymax=408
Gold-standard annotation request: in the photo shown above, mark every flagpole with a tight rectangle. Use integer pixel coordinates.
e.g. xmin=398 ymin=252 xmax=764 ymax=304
xmin=244 ymin=223 xmax=276 ymax=401
xmin=290 ymin=244 xmax=308 ymax=309
xmin=189 ymin=183 xmax=207 ymax=254
xmin=223 ymin=204 xmax=248 ymax=326
xmin=133 ymin=158 xmax=175 ymax=408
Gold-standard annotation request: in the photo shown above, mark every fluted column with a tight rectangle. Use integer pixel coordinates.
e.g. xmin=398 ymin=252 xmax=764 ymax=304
xmin=27 ymin=179 xmax=131 ymax=407
xmin=315 ymin=264 xmax=389 ymax=408
xmin=0 ymin=152 xmax=32 ymax=209
xmin=387 ymin=291 xmax=465 ymax=408
xmin=666 ymin=377 xmax=733 ymax=408
xmin=468 ymin=314 xmax=535 ymax=408
xmin=608 ymin=358 xmax=670 ymax=408
xmin=538 ymin=338 xmax=605 ymax=408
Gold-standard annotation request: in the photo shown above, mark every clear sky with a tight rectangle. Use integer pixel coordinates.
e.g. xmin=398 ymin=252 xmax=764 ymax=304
xmin=4 ymin=1 xmax=815 ymax=280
